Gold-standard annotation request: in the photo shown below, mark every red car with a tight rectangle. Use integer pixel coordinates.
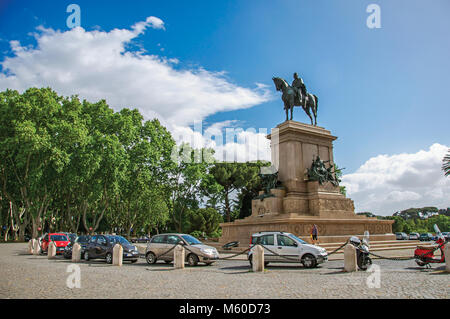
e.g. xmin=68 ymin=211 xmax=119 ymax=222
xmin=40 ymin=233 xmax=71 ymax=255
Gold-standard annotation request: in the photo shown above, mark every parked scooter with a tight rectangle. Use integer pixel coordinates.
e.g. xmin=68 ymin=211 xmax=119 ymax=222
xmin=349 ymin=231 xmax=372 ymax=271
xmin=414 ymin=224 xmax=447 ymax=268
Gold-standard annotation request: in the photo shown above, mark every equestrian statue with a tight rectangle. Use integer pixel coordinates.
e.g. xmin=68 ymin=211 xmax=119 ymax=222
xmin=272 ymin=73 xmax=318 ymax=125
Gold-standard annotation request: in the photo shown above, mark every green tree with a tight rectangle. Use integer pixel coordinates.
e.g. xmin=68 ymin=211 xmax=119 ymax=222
xmin=165 ymin=144 xmax=213 ymax=232
xmin=185 ymin=207 xmax=223 ymax=236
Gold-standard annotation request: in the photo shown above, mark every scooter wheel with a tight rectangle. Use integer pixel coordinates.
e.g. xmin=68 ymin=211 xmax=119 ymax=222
xmin=415 ymin=259 xmax=426 ymax=267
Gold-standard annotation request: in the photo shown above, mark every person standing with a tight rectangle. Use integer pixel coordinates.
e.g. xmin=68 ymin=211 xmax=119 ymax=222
xmin=310 ymin=224 xmax=319 ymax=245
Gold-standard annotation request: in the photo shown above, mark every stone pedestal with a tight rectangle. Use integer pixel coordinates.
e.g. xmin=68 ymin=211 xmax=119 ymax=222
xmin=344 ymin=244 xmax=357 ymax=272
xmin=219 ymin=120 xmax=394 ymax=245
xmin=72 ymin=243 xmax=81 ymax=262
xmin=174 ymin=245 xmax=185 ymax=269
xmin=252 ymin=245 xmax=264 ymax=272
xmin=47 ymin=242 xmax=56 ymax=259
xmin=113 ymin=244 xmax=123 ymax=266
xmin=28 ymin=240 xmax=34 ymax=254
xmin=33 ymin=239 xmax=40 ymax=255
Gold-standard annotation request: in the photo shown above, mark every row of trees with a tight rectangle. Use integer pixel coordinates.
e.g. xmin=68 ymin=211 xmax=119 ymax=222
xmin=0 ymin=88 xmax=269 ymax=241
xmin=358 ymin=207 xmax=450 ymax=233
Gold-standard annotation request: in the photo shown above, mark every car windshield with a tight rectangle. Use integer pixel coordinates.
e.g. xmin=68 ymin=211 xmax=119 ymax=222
xmin=76 ymin=235 xmax=90 ymax=243
xmin=287 ymin=233 xmax=307 ymax=244
xmin=108 ymin=236 xmax=130 ymax=245
xmin=50 ymin=235 xmax=68 ymax=241
xmin=181 ymin=235 xmax=202 ymax=245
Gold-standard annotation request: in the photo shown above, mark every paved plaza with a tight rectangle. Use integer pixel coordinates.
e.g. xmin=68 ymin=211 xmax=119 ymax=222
xmin=0 ymin=243 xmax=448 ymax=299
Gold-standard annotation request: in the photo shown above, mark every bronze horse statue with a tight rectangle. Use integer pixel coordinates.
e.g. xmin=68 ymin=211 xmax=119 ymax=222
xmin=272 ymin=77 xmax=318 ymax=125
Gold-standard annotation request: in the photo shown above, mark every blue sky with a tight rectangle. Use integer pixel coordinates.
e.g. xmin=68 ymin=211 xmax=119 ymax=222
xmin=0 ymin=0 xmax=449 ymax=214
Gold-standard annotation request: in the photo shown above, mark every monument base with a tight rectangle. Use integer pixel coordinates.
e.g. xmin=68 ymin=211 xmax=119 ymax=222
xmin=218 ymin=120 xmax=395 ymax=245
xmin=219 ymin=215 xmax=395 ymax=245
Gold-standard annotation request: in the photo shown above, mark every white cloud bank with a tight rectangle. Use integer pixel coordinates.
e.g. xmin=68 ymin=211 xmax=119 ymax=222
xmin=0 ymin=16 xmax=271 ymax=130
xmin=341 ymin=143 xmax=450 ymax=216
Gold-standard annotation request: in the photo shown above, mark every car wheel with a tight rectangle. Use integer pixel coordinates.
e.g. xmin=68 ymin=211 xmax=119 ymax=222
xmin=106 ymin=253 xmax=113 ymax=264
xmin=84 ymin=251 xmax=89 ymax=261
xmin=146 ymin=252 xmax=157 ymax=264
xmin=301 ymin=254 xmax=317 ymax=268
xmin=187 ymin=254 xmax=199 ymax=267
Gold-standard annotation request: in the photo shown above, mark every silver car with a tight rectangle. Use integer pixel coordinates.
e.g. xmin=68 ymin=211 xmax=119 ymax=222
xmin=145 ymin=233 xmax=219 ymax=266
xmin=248 ymin=231 xmax=328 ymax=268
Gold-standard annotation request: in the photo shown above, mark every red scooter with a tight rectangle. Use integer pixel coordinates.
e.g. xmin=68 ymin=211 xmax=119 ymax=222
xmin=414 ymin=224 xmax=447 ymax=268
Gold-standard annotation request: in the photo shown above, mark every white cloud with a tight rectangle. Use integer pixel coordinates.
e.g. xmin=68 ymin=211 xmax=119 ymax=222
xmin=341 ymin=143 xmax=450 ymax=215
xmin=0 ymin=17 xmax=271 ymax=130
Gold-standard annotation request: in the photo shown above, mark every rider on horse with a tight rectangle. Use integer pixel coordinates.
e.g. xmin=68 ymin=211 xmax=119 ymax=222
xmin=292 ymin=72 xmax=306 ymax=105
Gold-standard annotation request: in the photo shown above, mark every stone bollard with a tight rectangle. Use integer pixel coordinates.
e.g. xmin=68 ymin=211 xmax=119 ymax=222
xmin=344 ymin=244 xmax=357 ymax=272
xmin=33 ymin=239 xmax=41 ymax=255
xmin=252 ymin=245 xmax=265 ymax=272
xmin=47 ymin=241 xmax=56 ymax=259
xmin=446 ymin=243 xmax=450 ymax=273
xmin=174 ymin=244 xmax=185 ymax=269
xmin=28 ymin=239 xmax=34 ymax=254
xmin=72 ymin=243 xmax=82 ymax=262
xmin=112 ymin=244 xmax=123 ymax=266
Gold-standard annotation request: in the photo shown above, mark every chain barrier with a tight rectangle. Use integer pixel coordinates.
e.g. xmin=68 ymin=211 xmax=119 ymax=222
xmin=259 ymin=244 xmax=303 ymax=262
xmin=367 ymin=242 xmax=445 ymax=262
xmin=143 ymin=239 xmax=445 ymax=264
xmin=144 ymin=242 xmax=181 ymax=260
xmin=326 ymin=240 xmax=349 ymax=256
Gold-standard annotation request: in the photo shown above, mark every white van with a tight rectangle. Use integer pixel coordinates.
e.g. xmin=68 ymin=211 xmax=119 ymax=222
xmin=248 ymin=231 xmax=328 ymax=268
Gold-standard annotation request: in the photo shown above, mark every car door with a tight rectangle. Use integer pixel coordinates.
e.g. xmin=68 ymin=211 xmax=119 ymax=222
xmin=96 ymin=236 xmax=108 ymax=258
xmin=151 ymin=235 xmax=168 ymax=258
xmin=257 ymin=234 xmax=276 ymax=261
xmin=276 ymin=234 xmax=299 ymax=262
xmin=87 ymin=235 xmax=98 ymax=258
xmin=165 ymin=235 xmax=182 ymax=261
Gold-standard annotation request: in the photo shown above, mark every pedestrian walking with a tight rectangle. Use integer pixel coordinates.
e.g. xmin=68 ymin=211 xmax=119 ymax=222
xmin=310 ymin=224 xmax=319 ymax=245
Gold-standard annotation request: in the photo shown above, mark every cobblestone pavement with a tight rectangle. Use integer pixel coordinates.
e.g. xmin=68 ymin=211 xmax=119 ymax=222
xmin=0 ymin=243 xmax=448 ymax=299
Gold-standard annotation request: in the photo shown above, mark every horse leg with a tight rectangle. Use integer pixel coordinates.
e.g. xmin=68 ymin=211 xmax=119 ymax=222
xmin=306 ymin=105 xmax=313 ymax=125
xmin=290 ymin=106 xmax=293 ymax=121
xmin=285 ymin=107 xmax=288 ymax=122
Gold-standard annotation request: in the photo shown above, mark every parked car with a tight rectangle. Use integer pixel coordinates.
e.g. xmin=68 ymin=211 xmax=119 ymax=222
xmin=83 ymin=235 xmax=139 ymax=264
xmin=145 ymin=233 xmax=219 ymax=266
xmin=248 ymin=231 xmax=328 ymax=268
xmin=137 ymin=235 xmax=151 ymax=243
xmin=61 ymin=232 xmax=77 ymax=244
xmin=63 ymin=235 xmax=91 ymax=259
xmin=395 ymin=232 xmax=408 ymax=240
xmin=419 ymin=233 xmax=433 ymax=241
xmin=408 ymin=232 xmax=420 ymax=240
xmin=40 ymin=233 xmax=71 ymax=255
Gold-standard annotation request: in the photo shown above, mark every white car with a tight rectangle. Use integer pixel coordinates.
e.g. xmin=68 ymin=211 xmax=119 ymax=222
xmin=408 ymin=232 xmax=419 ymax=240
xmin=248 ymin=231 xmax=328 ymax=268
